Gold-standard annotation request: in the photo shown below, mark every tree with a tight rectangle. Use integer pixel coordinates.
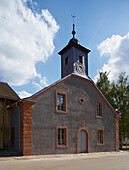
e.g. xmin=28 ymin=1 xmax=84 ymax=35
xmin=96 ymin=71 xmax=111 ymax=102
xmin=115 ymin=73 xmax=129 ymax=144
xmin=96 ymin=71 xmax=129 ymax=147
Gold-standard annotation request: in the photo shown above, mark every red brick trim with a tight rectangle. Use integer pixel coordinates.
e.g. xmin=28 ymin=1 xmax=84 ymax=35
xmin=96 ymin=101 xmax=103 ymax=118
xmin=97 ymin=129 xmax=104 ymax=145
xmin=19 ymin=100 xmax=35 ymax=156
xmin=77 ymin=128 xmax=90 ymax=153
xmin=56 ymin=126 xmax=68 ymax=148
xmin=56 ymin=91 xmax=67 ymax=113
xmin=115 ymin=116 xmax=119 ymax=152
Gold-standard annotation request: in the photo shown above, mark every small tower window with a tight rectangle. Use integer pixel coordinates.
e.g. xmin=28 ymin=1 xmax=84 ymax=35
xmin=65 ymin=56 xmax=68 ymax=65
xmin=79 ymin=56 xmax=83 ymax=64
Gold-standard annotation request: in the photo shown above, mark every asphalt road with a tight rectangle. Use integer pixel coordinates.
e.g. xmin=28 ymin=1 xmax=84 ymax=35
xmin=0 ymin=152 xmax=129 ymax=170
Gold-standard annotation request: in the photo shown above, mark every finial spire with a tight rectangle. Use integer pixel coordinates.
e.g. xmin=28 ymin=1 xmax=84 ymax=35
xmin=72 ymin=24 xmax=76 ymax=39
xmin=71 ymin=14 xmax=76 ymax=39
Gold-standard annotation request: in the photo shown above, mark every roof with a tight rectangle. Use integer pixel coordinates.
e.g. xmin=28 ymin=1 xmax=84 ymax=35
xmin=0 ymin=82 xmax=20 ymax=100
xmin=58 ymin=39 xmax=90 ymax=55
xmin=25 ymin=73 xmax=119 ymax=117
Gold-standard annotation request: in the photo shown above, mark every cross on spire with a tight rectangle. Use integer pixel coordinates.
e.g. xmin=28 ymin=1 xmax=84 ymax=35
xmin=71 ymin=14 xmax=76 ymax=24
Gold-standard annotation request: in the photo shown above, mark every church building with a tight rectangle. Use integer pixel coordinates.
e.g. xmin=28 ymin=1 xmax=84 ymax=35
xmin=0 ymin=25 xmax=119 ymax=156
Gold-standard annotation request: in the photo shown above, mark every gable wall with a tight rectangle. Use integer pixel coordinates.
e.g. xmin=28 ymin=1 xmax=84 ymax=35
xmin=32 ymin=77 xmax=116 ymax=155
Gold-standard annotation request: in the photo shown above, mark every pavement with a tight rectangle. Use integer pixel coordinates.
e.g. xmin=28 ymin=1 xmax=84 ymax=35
xmin=0 ymin=150 xmax=128 ymax=161
xmin=0 ymin=151 xmax=129 ymax=170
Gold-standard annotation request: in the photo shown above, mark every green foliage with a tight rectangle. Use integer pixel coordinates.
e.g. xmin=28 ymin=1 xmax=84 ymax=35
xmin=96 ymin=72 xmax=110 ymax=101
xmin=96 ymin=71 xmax=129 ymax=144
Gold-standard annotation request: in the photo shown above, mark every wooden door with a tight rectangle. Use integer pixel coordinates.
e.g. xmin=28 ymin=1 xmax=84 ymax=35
xmin=79 ymin=130 xmax=86 ymax=153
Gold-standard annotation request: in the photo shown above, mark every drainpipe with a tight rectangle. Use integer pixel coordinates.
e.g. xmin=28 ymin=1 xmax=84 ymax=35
xmin=16 ymin=103 xmax=20 ymax=153
xmin=3 ymin=98 xmax=6 ymax=148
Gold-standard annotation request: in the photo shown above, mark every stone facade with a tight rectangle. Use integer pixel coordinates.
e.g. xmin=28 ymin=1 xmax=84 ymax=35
xmin=31 ymin=75 xmax=118 ymax=155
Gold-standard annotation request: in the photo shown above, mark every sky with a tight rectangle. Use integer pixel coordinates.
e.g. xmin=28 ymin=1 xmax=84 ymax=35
xmin=0 ymin=0 xmax=129 ymax=98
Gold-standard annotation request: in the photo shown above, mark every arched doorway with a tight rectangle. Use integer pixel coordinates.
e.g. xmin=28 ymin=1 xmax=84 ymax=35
xmin=79 ymin=130 xmax=86 ymax=153
xmin=77 ymin=128 xmax=89 ymax=153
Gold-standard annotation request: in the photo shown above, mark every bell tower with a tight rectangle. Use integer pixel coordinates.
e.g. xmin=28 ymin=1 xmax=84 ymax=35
xmin=58 ymin=24 xmax=90 ymax=79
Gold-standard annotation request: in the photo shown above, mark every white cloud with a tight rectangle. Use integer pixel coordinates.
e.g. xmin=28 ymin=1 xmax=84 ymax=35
xmin=32 ymin=75 xmax=48 ymax=90
xmin=0 ymin=0 xmax=59 ymax=86
xmin=40 ymin=76 xmax=48 ymax=86
xmin=32 ymin=81 xmax=42 ymax=90
xmin=95 ymin=32 xmax=129 ymax=82
xmin=18 ymin=90 xmax=32 ymax=99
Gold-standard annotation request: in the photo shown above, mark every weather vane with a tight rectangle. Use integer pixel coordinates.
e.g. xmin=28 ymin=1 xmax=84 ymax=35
xmin=71 ymin=14 xmax=76 ymax=24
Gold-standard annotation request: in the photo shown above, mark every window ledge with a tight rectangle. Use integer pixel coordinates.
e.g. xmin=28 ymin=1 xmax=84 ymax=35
xmin=96 ymin=116 xmax=103 ymax=118
xmin=56 ymin=110 xmax=67 ymax=114
xmin=56 ymin=145 xmax=68 ymax=148
xmin=97 ymin=143 xmax=104 ymax=146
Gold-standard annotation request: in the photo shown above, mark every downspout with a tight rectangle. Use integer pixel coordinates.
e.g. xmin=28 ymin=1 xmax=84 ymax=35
xmin=16 ymin=103 xmax=20 ymax=153
xmin=3 ymin=98 xmax=6 ymax=148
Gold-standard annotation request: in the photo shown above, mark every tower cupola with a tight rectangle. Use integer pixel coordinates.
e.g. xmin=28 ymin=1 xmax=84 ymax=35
xmin=58 ymin=24 xmax=90 ymax=78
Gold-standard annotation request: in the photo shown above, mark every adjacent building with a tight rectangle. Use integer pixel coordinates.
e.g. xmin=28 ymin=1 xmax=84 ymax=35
xmin=0 ymin=82 xmax=20 ymax=150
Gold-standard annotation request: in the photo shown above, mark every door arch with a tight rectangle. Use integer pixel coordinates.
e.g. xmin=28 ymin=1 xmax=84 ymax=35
xmin=77 ymin=128 xmax=90 ymax=153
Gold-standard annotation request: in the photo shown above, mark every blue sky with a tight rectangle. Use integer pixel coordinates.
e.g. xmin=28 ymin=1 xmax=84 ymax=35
xmin=0 ymin=0 xmax=129 ymax=98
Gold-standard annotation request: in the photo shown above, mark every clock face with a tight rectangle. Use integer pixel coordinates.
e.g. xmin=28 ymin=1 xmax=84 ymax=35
xmin=76 ymin=63 xmax=84 ymax=75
